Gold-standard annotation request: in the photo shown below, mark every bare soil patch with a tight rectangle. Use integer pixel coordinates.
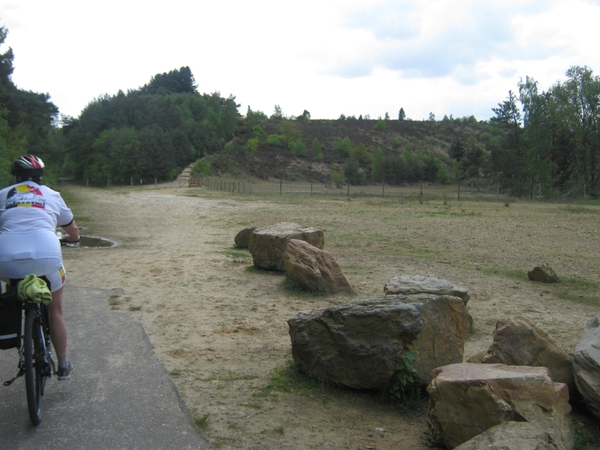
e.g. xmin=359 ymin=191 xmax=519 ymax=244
xmin=61 ymin=184 xmax=600 ymax=449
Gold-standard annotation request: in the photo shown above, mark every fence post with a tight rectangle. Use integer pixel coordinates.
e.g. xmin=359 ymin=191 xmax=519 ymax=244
xmin=280 ymin=177 xmax=283 ymax=195
xmin=107 ymin=178 xmax=110 ymax=187
xmin=347 ymin=183 xmax=350 ymax=200
xmin=382 ymin=180 xmax=385 ymax=198
xmin=250 ymin=180 xmax=252 ymax=195
xmin=131 ymin=177 xmax=133 ymax=186
xmin=457 ymin=182 xmax=460 ymax=201
xmin=155 ymin=178 xmax=157 ymax=186
xmin=87 ymin=179 xmax=89 ymax=188
xmin=420 ymin=182 xmax=423 ymax=199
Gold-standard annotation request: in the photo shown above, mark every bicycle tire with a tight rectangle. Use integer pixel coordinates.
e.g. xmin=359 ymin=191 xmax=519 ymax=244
xmin=24 ymin=307 xmax=44 ymax=425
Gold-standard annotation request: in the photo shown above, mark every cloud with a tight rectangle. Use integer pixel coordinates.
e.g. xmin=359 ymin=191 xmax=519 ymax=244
xmin=343 ymin=0 xmax=420 ymax=41
xmin=333 ymin=0 xmax=561 ymax=83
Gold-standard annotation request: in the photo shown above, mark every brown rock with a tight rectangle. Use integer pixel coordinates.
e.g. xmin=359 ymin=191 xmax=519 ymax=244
xmin=234 ymin=226 xmax=256 ymax=248
xmin=427 ymin=363 xmax=574 ymax=450
xmin=288 ymin=298 xmax=424 ymax=390
xmin=528 ymin=265 xmax=560 ymax=283
xmin=572 ymin=315 xmax=600 ymax=420
xmin=283 ymin=239 xmax=350 ymax=293
xmin=384 ymin=275 xmax=471 ymax=304
xmin=454 ymin=421 xmax=558 ymax=450
xmin=391 ymin=293 xmax=471 ymax=384
xmin=287 ymin=293 xmax=471 ymax=389
xmin=248 ymin=222 xmax=324 ymax=271
xmin=468 ymin=317 xmax=575 ymax=394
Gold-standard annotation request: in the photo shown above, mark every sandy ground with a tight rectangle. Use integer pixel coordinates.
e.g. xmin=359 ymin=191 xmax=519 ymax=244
xmin=60 ymin=183 xmax=600 ymax=449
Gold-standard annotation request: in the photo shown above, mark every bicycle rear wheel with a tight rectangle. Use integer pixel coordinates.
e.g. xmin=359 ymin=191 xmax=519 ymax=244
xmin=24 ymin=307 xmax=45 ymax=425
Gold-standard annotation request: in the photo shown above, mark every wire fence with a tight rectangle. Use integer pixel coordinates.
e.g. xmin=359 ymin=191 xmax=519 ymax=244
xmin=65 ymin=174 xmax=600 ymax=203
xmin=201 ymin=178 xmax=508 ymax=202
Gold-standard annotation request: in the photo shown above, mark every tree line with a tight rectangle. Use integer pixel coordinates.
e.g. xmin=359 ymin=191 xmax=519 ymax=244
xmin=0 ymin=26 xmax=59 ymax=187
xmin=60 ymin=67 xmax=239 ymax=185
xmin=487 ymin=66 xmax=600 ymax=198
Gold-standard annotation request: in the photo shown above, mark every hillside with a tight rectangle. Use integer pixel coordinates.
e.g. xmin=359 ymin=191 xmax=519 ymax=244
xmin=206 ymin=118 xmax=498 ymax=184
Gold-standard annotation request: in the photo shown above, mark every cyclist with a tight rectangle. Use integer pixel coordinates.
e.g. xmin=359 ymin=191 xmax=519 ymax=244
xmin=0 ymin=155 xmax=79 ymax=380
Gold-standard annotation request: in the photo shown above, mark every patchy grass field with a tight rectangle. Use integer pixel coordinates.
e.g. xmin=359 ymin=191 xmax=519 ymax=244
xmin=61 ymin=182 xmax=600 ymax=449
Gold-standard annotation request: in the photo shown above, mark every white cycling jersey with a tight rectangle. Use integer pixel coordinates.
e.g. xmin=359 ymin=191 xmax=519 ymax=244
xmin=0 ymin=181 xmax=73 ymax=290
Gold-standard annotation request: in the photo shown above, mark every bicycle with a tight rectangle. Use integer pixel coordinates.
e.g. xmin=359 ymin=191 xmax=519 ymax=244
xmin=1 ymin=277 xmax=55 ymax=425
xmin=0 ymin=239 xmax=76 ymax=426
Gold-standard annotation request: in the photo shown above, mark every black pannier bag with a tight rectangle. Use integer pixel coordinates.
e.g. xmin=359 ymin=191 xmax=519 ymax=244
xmin=0 ymin=289 xmax=21 ymax=349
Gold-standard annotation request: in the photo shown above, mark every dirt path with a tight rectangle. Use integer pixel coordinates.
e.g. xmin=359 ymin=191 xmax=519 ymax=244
xmin=61 ymin=184 xmax=600 ymax=449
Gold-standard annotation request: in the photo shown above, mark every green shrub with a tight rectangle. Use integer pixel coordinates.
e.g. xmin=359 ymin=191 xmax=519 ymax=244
xmin=375 ymin=119 xmax=386 ymax=131
xmin=350 ymin=143 xmax=372 ymax=164
xmin=331 ymin=170 xmax=346 ymax=188
xmin=191 ymin=159 xmax=211 ymax=177
xmin=436 ymin=164 xmax=451 ymax=184
xmin=278 ymin=120 xmax=300 ymax=145
xmin=252 ymin=125 xmax=266 ymax=138
xmin=332 ymin=137 xmax=352 ymax=156
xmin=311 ymin=139 xmax=323 ymax=160
xmin=247 ymin=137 xmax=259 ymax=153
xmin=288 ymin=140 xmax=307 ymax=157
xmin=344 ymin=157 xmax=365 ymax=185
xmin=479 ymin=132 xmax=492 ymax=143
xmin=266 ymin=134 xmax=282 ymax=146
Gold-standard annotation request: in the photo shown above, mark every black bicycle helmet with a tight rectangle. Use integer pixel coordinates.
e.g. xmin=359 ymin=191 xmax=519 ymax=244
xmin=11 ymin=154 xmax=45 ymax=179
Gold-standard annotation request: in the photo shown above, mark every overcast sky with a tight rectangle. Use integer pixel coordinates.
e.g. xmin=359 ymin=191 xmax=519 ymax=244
xmin=1 ymin=0 xmax=599 ymax=122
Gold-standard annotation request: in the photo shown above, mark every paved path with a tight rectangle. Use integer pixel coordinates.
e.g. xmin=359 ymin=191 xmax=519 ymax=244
xmin=0 ymin=285 xmax=211 ymax=450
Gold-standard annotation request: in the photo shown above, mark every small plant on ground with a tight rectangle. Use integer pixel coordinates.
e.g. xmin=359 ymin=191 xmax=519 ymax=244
xmin=421 ymin=421 xmax=445 ymax=448
xmin=192 ymin=411 xmax=210 ymax=429
xmin=389 ymin=350 xmax=423 ymax=409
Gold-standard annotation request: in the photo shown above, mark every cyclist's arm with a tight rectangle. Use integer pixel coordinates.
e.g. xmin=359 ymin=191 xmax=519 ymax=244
xmin=61 ymin=220 xmax=80 ymax=243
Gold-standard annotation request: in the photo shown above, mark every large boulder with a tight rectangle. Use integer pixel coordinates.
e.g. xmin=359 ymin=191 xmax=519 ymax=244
xmin=248 ymin=222 xmax=324 ymax=271
xmin=467 ymin=317 xmax=575 ymax=394
xmin=572 ymin=315 xmax=600 ymax=420
xmin=283 ymin=239 xmax=350 ymax=293
xmin=234 ymin=226 xmax=256 ymax=249
xmin=288 ymin=298 xmax=424 ymax=390
xmin=384 ymin=275 xmax=471 ymax=305
xmin=427 ymin=363 xmax=574 ymax=450
xmin=287 ymin=293 xmax=471 ymax=389
xmin=454 ymin=421 xmax=559 ymax=450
